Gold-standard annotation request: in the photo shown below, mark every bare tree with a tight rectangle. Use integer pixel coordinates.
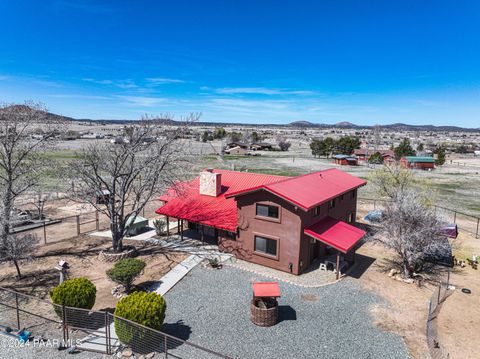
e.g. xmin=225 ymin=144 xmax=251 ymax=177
xmin=67 ymin=114 xmax=197 ymax=253
xmin=0 ymin=103 xmax=60 ymax=277
xmin=0 ymin=231 xmax=38 ymax=278
xmin=371 ymin=190 xmax=449 ymax=278
xmin=277 ymin=138 xmax=291 ymax=151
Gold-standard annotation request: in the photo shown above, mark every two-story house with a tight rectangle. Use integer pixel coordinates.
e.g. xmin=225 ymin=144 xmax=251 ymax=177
xmin=156 ymin=168 xmax=366 ymax=276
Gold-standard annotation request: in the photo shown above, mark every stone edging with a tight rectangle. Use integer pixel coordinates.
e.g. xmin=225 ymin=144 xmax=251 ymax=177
xmin=224 ymin=262 xmax=344 ymax=288
xmin=98 ymin=247 xmax=137 ymax=262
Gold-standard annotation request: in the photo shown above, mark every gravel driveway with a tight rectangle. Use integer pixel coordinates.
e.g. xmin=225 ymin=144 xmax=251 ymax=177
xmin=162 ymin=265 xmax=410 ymax=359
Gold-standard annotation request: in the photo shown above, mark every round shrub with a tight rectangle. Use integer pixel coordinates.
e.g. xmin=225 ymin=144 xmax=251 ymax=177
xmin=107 ymin=258 xmax=146 ymax=292
xmin=50 ymin=278 xmax=96 ymax=325
xmin=50 ymin=277 xmax=96 ymax=310
xmin=114 ymin=291 xmax=166 ymax=347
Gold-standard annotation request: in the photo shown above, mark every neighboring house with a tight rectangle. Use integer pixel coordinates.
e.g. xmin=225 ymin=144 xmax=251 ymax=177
xmin=224 ymin=146 xmax=247 ymax=155
xmin=332 ymin=154 xmax=358 ymax=166
xmin=400 ymin=156 xmax=435 ymax=170
xmin=156 ymin=168 xmax=366 ymax=276
xmin=226 ymin=142 xmax=249 ymax=150
xmin=250 ymin=142 xmax=273 ymax=151
xmin=354 ymin=149 xmax=395 ymax=162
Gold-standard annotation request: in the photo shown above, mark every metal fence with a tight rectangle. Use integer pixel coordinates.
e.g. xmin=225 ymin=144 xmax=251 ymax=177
xmin=14 ymin=199 xmax=163 ymax=245
xmin=0 ymin=286 xmax=231 ymax=358
xmin=426 ymin=271 xmax=452 ymax=359
xmin=358 ymin=197 xmax=480 ymax=238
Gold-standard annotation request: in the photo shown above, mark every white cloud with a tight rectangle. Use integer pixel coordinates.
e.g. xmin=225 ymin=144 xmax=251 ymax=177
xmin=117 ymin=96 xmax=166 ymax=107
xmin=48 ymin=94 xmax=111 ymax=100
xmin=82 ymin=78 xmax=138 ymax=89
xmin=215 ymin=87 xmax=314 ymax=95
xmin=145 ymin=77 xmax=185 ymax=85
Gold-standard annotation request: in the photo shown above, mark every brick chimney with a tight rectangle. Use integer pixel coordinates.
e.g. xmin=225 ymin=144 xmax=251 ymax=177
xmin=199 ymin=169 xmax=222 ymax=197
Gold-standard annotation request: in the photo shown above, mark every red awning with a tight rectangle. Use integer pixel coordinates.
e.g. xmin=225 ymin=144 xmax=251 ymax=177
xmin=304 ymin=217 xmax=366 ymax=253
xmin=252 ymin=282 xmax=281 ymax=298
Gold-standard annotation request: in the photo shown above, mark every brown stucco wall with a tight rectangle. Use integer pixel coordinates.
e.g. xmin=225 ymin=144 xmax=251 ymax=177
xmin=218 ymin=188 xmax=360 ymax=275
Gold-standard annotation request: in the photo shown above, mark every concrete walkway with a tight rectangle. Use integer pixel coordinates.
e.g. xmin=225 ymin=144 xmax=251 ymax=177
xmin=80 ymin=231 xmax=231 ymax=354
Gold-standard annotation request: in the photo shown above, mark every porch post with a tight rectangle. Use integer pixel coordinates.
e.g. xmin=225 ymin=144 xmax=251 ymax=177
xmin=180 ymin=220 xmax=184 ymax=241
xmin=336 ymin=252 xmax=340 ymax=280
xmin=166 ymin=216 xmax=170 ymax=237
xmin=177 ymin=219 xmax=180 ymax=234
xmin=200 ymin=225 xmax=204 ymax=244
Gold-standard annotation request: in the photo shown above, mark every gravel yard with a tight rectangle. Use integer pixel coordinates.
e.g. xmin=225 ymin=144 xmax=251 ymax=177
xmin=162 ymin=265 xmax=409 ymax=359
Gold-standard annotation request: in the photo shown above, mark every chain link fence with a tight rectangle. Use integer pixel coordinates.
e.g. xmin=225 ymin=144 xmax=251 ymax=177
xmin=358 ymin=197 xmax=480 ymax=238
xmin=426 ymin=270 xmax=452 ymax=359
xmin=12 ymin=199 xmax=164 ymax=245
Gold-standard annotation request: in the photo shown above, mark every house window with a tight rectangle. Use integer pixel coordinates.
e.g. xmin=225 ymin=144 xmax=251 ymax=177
xmin=254 ymin=235 xmax=277 ymax=256
xmin=340 ymin=194 xmax=344 ymax=201
xmin=328 ymin=199 xmax=336 ymax=209
xmin=256 ymin=204 xmax=279 ymax=219
xmin=313 ymin=205 xmax=321 ymax=217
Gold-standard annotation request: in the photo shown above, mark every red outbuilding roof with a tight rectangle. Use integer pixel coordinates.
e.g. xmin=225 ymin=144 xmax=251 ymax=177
xmin=155 ymin=170 xmax=288 ymax=232
xmin=304 ymin=216 xmax=366 ymax=253
xmin=227 ymin=168 xmax=366 ymax=210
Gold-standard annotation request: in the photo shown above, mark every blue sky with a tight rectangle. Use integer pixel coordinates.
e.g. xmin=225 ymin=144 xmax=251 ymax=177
xmin=1 ymin=1 xmax=480 ymax=127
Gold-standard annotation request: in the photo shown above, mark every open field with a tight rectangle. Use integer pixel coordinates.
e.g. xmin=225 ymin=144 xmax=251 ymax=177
xmin=199 ymin=140 xmax=480 ymax=217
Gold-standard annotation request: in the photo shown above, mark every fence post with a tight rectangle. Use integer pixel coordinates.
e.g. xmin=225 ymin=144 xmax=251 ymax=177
xmin=437 ymin=282 xmax=441 ymax=304
xmin=476 ymin=218 xmax=479 ymax=239
xmin=453 ymin=211 xmax=457 ymax=224
xmin=43 ymin=221 xmax=47 ymax=245
xmin=95 ymin=211 xmax=99 ymax=231
xmin=105 ymin=312 xmax=110 ymax=355
xmin=62 ymin=305 xmax=68 ymax=344
xmin=76 ymin=215 xmax=80 ymax=235
xmin=15 ymin=292 xmax=20 ymax=330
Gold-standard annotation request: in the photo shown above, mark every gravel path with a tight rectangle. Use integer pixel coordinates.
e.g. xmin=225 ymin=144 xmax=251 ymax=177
xmin=162 ymin=265 xmax=410 ymax=359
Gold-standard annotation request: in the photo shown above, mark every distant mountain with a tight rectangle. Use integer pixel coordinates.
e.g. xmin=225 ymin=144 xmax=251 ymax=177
xmin=335 ymin=121 xmax=358 ymax=128
xmin=4 ymin=106 xmax=478 ymax=132
xmin=289 ymin=120 xmax=316 ymax=127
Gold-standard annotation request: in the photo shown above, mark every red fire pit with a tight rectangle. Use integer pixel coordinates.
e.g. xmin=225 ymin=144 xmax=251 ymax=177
xmin=250 ymin=282 xmax=281 ymax=327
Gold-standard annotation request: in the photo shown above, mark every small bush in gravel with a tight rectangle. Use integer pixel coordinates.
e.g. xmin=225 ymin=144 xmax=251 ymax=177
xmin=114 ymin=291 xmax=166 ymax=347
xmin=50 ymin=278 xmax=96 ymax=319
xmin=107 ymin=258 xmax=145 ymax=292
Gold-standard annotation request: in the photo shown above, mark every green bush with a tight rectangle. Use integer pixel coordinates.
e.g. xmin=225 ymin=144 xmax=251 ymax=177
xmin=106 ymin=258 xmax=145 ymax=292
xmin=50 ymin=278 xmax=96 ymax=318
xmin=114 ymin=291 xmax=166 ymax=346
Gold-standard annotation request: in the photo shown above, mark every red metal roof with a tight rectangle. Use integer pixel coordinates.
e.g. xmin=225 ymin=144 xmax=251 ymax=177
xmin=252 ymin=282 xmax=281 ymax=298
xmin=155 ymin=170 xmax=288 ymax=232
xmin=227 ymin=168 xmax=366 ymax=210
xmin=304 ymin=216 xmax=366 ymax=253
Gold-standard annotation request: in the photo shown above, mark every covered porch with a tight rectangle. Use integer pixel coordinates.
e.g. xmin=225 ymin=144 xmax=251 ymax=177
xmin=304 ymin=216 xmax=366 ymax=279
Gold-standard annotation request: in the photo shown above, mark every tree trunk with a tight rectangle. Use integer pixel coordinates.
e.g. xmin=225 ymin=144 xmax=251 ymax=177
xmin=13 ymin=259 xmax=22 ymax=279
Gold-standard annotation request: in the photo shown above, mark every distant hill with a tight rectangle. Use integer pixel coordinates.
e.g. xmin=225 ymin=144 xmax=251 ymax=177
xmin=4 ymin=106 xmax=478 ymax=132
xmin=289 ymin=120 xmax=316 ymax=127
